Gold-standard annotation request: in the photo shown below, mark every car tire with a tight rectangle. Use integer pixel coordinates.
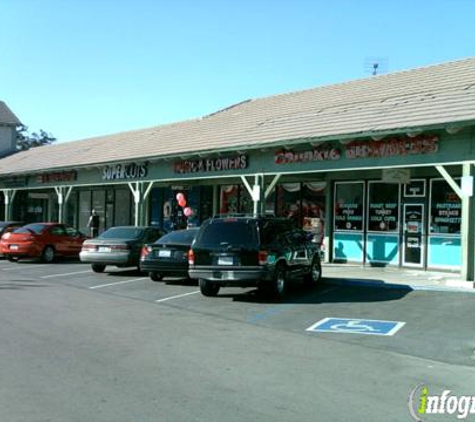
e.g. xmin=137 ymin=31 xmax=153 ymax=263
xmin=273 ymin=263 xmax=288 ymax=300
xmin=199 ymin=279 xmax=220 ymax=297
xmin=304 ymin=258 xmax=322 ymax=287
xmin=42 ymin=246 xmax=55 ymax=263
xmin=7 ymin=256 xmax=18 ymax=262
xmin=150 ymin=272 xmax=163 ymax=282
xmin=92 ymin=263 xmax=106 ymax=273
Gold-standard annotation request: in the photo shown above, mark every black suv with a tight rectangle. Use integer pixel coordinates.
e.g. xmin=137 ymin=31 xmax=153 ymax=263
xmin=188 ymin=215 xmax=322 ymax=298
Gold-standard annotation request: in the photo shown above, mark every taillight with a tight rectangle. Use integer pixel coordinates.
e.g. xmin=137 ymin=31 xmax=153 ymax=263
xmin=141 ymin=246 xmax=152 ymax=258
xmin=258 ymin=250 xmax=268 ymax=265
xmin=81 ymin=244 xmax=96 ymax=251
xmin=188 ymin=249 xmax=195 ymax=265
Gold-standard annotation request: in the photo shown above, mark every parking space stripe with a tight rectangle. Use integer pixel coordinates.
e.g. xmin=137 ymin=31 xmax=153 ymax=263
xmin=155 ymin=291 xmax=200 ymax=303
xmin=3 ymin=264 xmax=53 ymax=271
xmin=41 ymin=270 xmax=93 ymax=279
xmin=89 ymin=277 xmax=149 ymax=289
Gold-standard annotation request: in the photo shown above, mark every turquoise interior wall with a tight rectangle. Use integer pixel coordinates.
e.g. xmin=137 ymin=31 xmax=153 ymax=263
xmin=366 ymin=234 xmax=399 ymax=265
xmin=333 ymin=232 xmax=364 ymax=263
xmin=428 ymin=235 xmax=461 ymax=268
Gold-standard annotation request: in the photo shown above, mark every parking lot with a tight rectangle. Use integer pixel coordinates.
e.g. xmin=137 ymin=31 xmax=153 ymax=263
xmin=2 ymin=258 xmax=475 ymax=366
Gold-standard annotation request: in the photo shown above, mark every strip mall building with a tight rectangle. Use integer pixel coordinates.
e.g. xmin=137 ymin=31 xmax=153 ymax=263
xmin=1 ymin=57 xmax=475 ymax=281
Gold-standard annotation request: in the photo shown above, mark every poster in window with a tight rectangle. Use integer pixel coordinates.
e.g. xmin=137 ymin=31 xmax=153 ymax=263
xmin=334 ymin=182 xmax=364 ymax=231
xmin=367 ymin=182 xmax=399 ymax=232
xmin=430 ymin=179 xmax=461 ymax=234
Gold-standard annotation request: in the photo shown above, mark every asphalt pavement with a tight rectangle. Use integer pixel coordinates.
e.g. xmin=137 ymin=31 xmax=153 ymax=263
xmin=0 ymin=259 xmax=474 ymax=421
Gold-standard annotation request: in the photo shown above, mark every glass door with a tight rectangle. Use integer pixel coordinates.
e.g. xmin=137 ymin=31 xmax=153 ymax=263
xmin=403 ymin=204 xmax=425 ymax=267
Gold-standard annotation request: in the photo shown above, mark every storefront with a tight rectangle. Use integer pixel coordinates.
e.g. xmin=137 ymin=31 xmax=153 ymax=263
xmin=1 ymin=57 xmax=475 ymax=280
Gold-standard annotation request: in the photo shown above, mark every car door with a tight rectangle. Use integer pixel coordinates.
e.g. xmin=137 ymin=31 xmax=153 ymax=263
xmin=65 ymin=225 xmax=85 ymax=255
xmin=47 ymin=225 xmax=69 ymax=255
xmin=285 ymin=230 xmax=311 ymax=278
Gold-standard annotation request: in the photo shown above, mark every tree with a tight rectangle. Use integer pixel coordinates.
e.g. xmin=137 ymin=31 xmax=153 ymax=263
xmin=16 ymin=125 xmax=57 ymax=151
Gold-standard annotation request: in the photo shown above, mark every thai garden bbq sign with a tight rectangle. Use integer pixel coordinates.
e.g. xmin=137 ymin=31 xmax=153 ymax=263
xmin=174 ymin=155 xmax=248 ymax=174
xmin=345 ymin=135 xmax=438 ymax=159
xmin=275 ymin=135 xmax=438 ymax=165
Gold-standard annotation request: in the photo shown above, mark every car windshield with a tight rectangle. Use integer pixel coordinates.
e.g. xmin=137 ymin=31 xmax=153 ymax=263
xmin=14 ymin=223 xmax=47 ymax=234
xmin=98 ymin=227 xmax=144 ymax=240
xmin=156 ymin=229 xmax=199 ymax=245
xmin=197 ymin=220 xmax=258 ymax=247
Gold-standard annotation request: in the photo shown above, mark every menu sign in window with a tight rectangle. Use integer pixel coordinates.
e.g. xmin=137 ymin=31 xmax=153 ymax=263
xmin=368 ymin=202 xmax=398 ymax=231
xmin=367 ymin=182 xmax=400 ymax=232
xmin=334 ymin=182 xmax=364 ymax=231
xmin=430 ymin=179 xmax=461 ymax=234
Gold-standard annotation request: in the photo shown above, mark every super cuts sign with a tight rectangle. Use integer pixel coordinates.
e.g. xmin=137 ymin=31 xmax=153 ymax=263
xmin=174 ymin=155 xmax=248 ymax=174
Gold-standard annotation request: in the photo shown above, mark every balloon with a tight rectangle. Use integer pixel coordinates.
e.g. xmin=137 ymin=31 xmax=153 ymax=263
xmin=184 ymin=207 xmax=193 ymax=217
xmin=178 ymin=198 xmax=187 ymax=207
xmin=176 ymin=193 xmax=184 ymax=202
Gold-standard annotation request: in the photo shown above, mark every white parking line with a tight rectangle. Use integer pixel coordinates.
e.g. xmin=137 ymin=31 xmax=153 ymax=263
xmin=89 ymin=277 xmax=149 ymax=289
xmin=155 ymin=291 xmax=200 ymax=303
xmin=3 ymin=264 xmax=53 ymax=271
xmin=41 ymin=270 xmax=93 ymax=279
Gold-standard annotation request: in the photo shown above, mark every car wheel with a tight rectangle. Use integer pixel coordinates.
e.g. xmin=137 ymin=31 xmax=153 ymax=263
xmin=199 ymin=279 xmax=220 ymax=297
xmin=7 ymin=256 xmax=18 ymax=262
xmin=273 ymin=264 xmax=287 ymax=299
xmin=150 ymin=272 xmax=163 ymax=282
xmin=91 ymin=263 xmax=106 ymax=273
xmin=42 ymin=246 xmax=55 ymax=263
xmin=304 ymin=258 xmax=322 ymax=287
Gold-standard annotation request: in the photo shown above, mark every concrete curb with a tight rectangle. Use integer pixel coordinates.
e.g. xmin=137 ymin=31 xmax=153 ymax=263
xmin=325 ymin=277 xmax=475 ymax=294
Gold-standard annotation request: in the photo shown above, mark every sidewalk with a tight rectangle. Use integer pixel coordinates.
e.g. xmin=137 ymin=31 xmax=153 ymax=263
xmin=322 ymin=263 xmax=475 ymax=293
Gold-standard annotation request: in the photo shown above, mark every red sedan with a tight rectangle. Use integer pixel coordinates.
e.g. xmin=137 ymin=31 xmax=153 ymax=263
xmin=0 ymin=223 xmax=87 ymax=263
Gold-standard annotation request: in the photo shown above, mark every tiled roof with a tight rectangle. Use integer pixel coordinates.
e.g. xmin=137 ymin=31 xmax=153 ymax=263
xmin=0 ymin=101 xmax=21 ymax=126
xmin=2 ymin=56 xmax=475 ymax=175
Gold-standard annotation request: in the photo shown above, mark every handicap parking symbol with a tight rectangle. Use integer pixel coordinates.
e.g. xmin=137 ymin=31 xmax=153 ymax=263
xmin=306 ymin=317 xmax=405 ymax=336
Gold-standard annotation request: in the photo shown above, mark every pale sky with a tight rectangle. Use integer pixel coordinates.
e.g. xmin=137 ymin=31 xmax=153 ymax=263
xmin=2 ymin=0 xmax=475 ymax=143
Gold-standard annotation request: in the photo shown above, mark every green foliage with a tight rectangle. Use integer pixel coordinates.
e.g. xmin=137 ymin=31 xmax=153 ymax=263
xmin=16 ymin=124 xmax=56 ymax=151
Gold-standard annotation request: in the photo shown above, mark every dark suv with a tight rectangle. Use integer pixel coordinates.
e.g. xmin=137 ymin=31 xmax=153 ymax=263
xmin=188 ymin=215 xmax=322 ymax=298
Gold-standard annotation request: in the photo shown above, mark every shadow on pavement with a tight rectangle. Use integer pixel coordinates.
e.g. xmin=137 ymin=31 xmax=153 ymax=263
xmin=219 ymin=279 xmax=412 ymax=304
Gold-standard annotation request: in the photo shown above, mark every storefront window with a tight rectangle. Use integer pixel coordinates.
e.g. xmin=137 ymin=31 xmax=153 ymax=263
xmin=220 ymin=185 xmax=239 ymax=214
xmin=334 ymin=182 xmax=364 ymax=231
xmin=114 ymin=189 xmax=131 ymax=227
xmin=430 ymin=179 xmax=461 ymax=234
xmin=276 ymin=183 xmax=301 ymax=226
xmin=367 ymin=182 xmax=400 ymax=232
xmin=238 ymin=186 xmax=253 ymax=214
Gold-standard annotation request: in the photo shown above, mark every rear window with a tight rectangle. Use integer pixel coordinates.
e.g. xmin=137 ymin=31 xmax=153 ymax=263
xmin=196 ymin=220 xmax=258 ymax=247
xmin=99 ymin=227 xmax=144 ymax=240
xmin=156 ymin=229 xmax=199 ymax=245
xmin=14 ymin=224 xmax=47 ymax=234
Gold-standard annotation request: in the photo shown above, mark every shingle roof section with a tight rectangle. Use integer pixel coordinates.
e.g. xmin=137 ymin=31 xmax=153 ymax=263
xmin=2 ymin=56 xmax=475 ymax=175
xmin=0 ymin=101 xmax=21 ymax=126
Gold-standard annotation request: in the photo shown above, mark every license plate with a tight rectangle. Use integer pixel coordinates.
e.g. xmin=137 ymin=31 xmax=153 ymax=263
xmin=98 ymin=247 xmax=111 ymax=253
xmin=9 ymin=245 xmax=18 ymax=251
xmin=218 ymin=257 xmax=233 ymax=266
xmin=158 ymin=250 xmax=171 ymax=258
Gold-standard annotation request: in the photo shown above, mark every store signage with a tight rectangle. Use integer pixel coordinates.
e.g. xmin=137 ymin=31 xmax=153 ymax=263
xmin=274 ymin=146 xmax=341 ymax=165
xmin=382 ymin=168 xmax=410 ymax=184
xmin=174 ymin=155 xmax=248 ymax=174
xmin=102 ymin=162 xmax=148 ymax=180
xmin=334 ymin=203 xmax=364 ymax=231
xmin=368 ymin=202 xmax=398 ymax=231
xmin=3 ymin=176 xmax=28 ymax=188
xmin=345 ymin=135 xmax=438 ymax=159
xmin=36 ymin=171 xmax=77 ymax=184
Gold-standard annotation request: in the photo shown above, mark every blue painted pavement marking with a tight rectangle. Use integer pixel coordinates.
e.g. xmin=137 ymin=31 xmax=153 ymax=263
xmin=306 ymin=317 xmax=405 ymax=336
